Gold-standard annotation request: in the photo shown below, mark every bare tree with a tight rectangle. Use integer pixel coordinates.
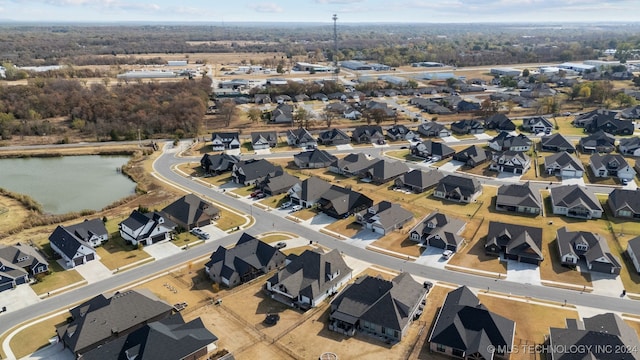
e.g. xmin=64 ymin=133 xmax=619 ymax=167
xmin=246 ymin=107 xmax=262 ymax=124
xmin=218 ymin=100 xmax=236 ymax=127
xmin=321 ymin=111 xmax=336 ymax=128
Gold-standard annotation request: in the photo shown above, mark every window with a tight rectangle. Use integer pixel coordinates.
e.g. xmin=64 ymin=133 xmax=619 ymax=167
xmin=436 ymin=344 xmax=446 ymax=352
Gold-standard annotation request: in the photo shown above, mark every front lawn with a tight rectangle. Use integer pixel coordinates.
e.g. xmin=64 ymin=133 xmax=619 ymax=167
xmin=324 ymin=216 xmax=362 ymax=238
xmin=9 ymin=313 xmax=70 ymax=359
xmin=96 ymin=236 xmax=151 ymax=270
xmin=215 ymin=209 xmax=247 ymax=231
xmin=30 ymin=260 xmax=85 ymax=295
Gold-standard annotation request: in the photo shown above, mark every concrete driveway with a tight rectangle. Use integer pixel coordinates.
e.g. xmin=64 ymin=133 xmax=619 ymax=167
xmin=590 ymin=271 xmax=626 ymax=297
xmin=306 ymin=213 xmax=336 ymax=229
xmin=345 ymin=229 xmax=383 ymax=248
xmin=562 ymin=176 xmax=586 ymax=186
xmin=72 ymin=260 xmax=112 ymax=284
xmin=414 ymin=245 xmax=449 ymax=269
xmin=438 ymin=160 xmax=463 ymax=172
xmin=143 ymin=241 xmax=181 ymax=259
xmin=20 ymin=341 xmax=73 ymax=360
xmin=441 ymin=135 xmax=460 ymax=143
xmin=201 ymin=223 xmax=228 ymax=239
xmin=504 ymin=259 xmax=541 ymax=285
xmin=335 ymin=144 xmax=353 ymax=150
xmin=0 ymin=284 xmax=40 ymax=314
xmin=474 ymin=133 xmax=492 ymax=140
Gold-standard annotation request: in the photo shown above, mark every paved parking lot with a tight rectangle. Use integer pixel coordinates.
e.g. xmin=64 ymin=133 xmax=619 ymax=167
xmin=73 ymin=259 xmax=113 ymax=283
xmin=143 ymin=241 xmax=181 ymax=259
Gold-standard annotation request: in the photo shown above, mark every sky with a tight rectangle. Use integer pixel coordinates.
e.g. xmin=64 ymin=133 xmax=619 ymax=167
xmin=0 ymin=0 xmax=638 ymax=23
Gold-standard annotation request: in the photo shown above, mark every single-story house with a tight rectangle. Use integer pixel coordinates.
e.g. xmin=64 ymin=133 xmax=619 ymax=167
xmin=607 ymin=188 xmax=640 ymax=219
xmin=210 ymin=132 xmax=241 ymax=151
xmin=484 ymin=113 xmax=516 ymax=131
xmin=495 ymin=182 xmax=541 ymax=215
xmin=627 ymin=236 xmax=640 ymax=273
xmin=485 ymin=221 xmax=544 ymax=265
xmin=200 ymin=153 xmax=240 ymax=174
xmin=433 ymin=175 xmax=482 ymax=204
xmin=328 ymin=152 xmax=377 ymax=176
xmin=293 ymin=148 xmax=337 ymax=169
xmin=556 ymin=227 xmax=621 ymax=275
xmin=251 ymin=131 xmax=278 ymax=150
xmin=394 ymin=169 xmax=443 ymax=193
xmin=352 ymin=125 xmax=385 ymax=144
xmin=411 ymin=140 xmax=455 ymax=160
xmin=288 ymin=176 xmax=333 ymax=208
xmin=589 ymin=153 xmax=636 ymax=182
xmin=578 ymin=130 xmax=616 ymax=153
xmin=521 ymin=116 xmax=553 ymax=133
xmin=489 ymin=151 xmax=531 ymax=174
xmin=355 ymin=201 xmax=414 ymax=235
xmin=317 ymin=185 xmax=374 ymax=219
xmin=386 ymin=124 xmax=418 ymax=141
xmin=450 ymin=119 xmax=483 ymax=135
xmin=544 ymin=152 xmax=584 ymax=178
xmin=409 ymin=212 xmax=466 ymax=251
xmin=162 ymin=194 xmax=220 ymax=230
xmin=49 ymin=219 xmax=109 ymax=268
xmin=286 ymin=127 xmax=317 ymax=148
xmin=618 ymin=137 xmax=640 ymax=157
xmin=257 ymin=172 xmax=300 ymax=196
xmin=540 ymin=133 xmax=575 ymax=153
xmin=0 ymin=243 xmax=49 ymax=292
xmin=232 ymin=159 xmax=281 ymax=186
xmin=417 ymin=122 xmax=451 ymax=138
xmin=452 ymin=145 xmax=491 ymax=168
xmin=550 ymin=185 xmax=603 ymax=219
xmin=358 ymin=159 xmax=409 ymax=185
xmin=488 ymin=132 xmax=532 ymax=152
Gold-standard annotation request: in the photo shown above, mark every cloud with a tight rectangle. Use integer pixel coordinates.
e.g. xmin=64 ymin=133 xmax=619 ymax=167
xmin=249 ymin=2 xmax=284 ymax=13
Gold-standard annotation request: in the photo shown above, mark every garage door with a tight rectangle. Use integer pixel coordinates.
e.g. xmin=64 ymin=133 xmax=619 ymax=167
xmin=73 ymin=257 xmax=84 ymax=266
xmin=590 ymin=262 xmax=613 ymax=274
xmin=520 ymin=257 xmax=540 ymax=265
xmin=151 ymin=233 xmax=166 ymax=243
xmin=85 ymin=253 xmax=95 ymax=262
xmin=15 ymin=276 xmax=27 ymax=285
xmin=0 ymin=282 xmax=14 ymax=292
xmin=562 ymin=170 xmax=577 ymax=177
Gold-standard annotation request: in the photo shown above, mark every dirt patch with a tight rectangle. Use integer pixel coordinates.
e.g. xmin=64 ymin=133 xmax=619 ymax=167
xmin=370 ymin=231 xmax=423 ymax=258
xmin=8 ymin=313 xmax=69 ymax=359
xmin=0 ymin=194 xmax=30 ymax=236
xmin=325 ymin=216 xmax=362 ymax=238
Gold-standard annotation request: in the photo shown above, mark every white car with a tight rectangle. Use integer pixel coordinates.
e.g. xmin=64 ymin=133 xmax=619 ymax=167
xmin=290 ymin=205 xmax=303 ymax=212
xmin=280 ymin=201 xmax=292 ymax=210
xmin=442 ymin=250 xmax=454 ymax=259
xmin=190 ymin=227 xmax=210 ymax=240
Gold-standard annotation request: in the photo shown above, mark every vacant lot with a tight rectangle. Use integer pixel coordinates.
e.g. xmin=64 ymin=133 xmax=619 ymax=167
xmin=0 ymin=194 xmax=30 ymax=236
xmin=8 ymin=313 xmax=69 ymax=359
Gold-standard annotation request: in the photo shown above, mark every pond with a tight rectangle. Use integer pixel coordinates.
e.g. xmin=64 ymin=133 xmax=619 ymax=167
xmin=0 ymin=155 xmax=137 ymax=214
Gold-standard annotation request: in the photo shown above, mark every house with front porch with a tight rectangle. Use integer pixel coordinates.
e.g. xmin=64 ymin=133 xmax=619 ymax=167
xmin=328 ymin=272 xmax=427 ymax=342
xmin=265 ymin=248 xmax=353 ymax=310
xmin=550 ymin=185 xmax=603 ymax=219
xmin=578 ymin=130 xmax=615 ymax=153
xmin=288 ymin=176 xmax=333 ymax=208
xmin=489 ymin=151 xmax=531 ymax=174
xmin=543 ymin=152 xmax=584 ymax=178
xmin=522 ymin=116 xmax=553 ymax=133
xmin=251 ymin=131 xmax=278 ymax=150
xmin=556 ymin=227 xmax=621 ymax=275
xmin=433 ymin=175 xmax=482 ymax=204
xmin=119 ymin=210 xmax=176 ymax=246
xmin=417 ymin=121 xmax=451 ymax=138
xmin=485 ymin=221 xmax=544 ymax=265
xmin=488 ymin=132 xmax=532 ymax=152
xmin=286 ymin=127 xmax=317 ymax=148
xmin=48 ymin=219 xmax=109 ymax=268
xmin=394 ymin=169 xmax=443 ymax=193
xmin=200 ymin=153 xmax=240 ymax=174
xmin=0 ymin=243 xmax=49 ymax=292
xmin=495 ymin=182 xmax=541 ymax=215
xmin=429 ymin=286 xmax=515 ymax=360
xmin=210 ymin=132 xmax=240 ymax=151
xmin=386 ymin=124 xmax=418 ymax=141
xmin=317 ymin=128 xmax=351 ymax=145
xmin=589 ymin=153 xmax=636 ymax=182
xmin=409 ymin=212 xmax=466 ymax=251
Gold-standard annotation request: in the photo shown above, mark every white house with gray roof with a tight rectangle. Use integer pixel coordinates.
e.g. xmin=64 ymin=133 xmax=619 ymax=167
xmin=355 ymin=201 xmax=414 ymax=235
xmin=589 ymin=153 xmax=636 ymax=182
xmin=495 ymin=182 xmax=541 ymax=215
xmin=627 ymin=236 xmax=640 ymax=273
xmin=608 ymin=188 xmax=640 ymax=219
xmin=49 ymin=219 xmax=109 ymax=268
xmin=556 ymin=227 xmax=621 ymax=275
xmin=119 ymin=210 xmax=176 ymax=246
xmin=544 ymin=152 xmax=584 ymax=178
xmin=618 ymin=137 xmax=640 ymax=157
xmin=550 ymin=185 xmax=603 ymax=219
xmin=287 ymin=176 xmax=333 ymax=208
xmin=409 ymin=212 xmax=466 ymax=251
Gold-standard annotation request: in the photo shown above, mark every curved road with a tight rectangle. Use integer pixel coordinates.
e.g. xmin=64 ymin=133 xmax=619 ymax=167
xmin=0 ymin=138 xmax=632 ymax=339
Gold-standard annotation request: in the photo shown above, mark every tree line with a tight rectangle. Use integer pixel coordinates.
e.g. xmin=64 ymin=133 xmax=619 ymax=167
xmin=0 ymin=77 xmax=211 ymax=140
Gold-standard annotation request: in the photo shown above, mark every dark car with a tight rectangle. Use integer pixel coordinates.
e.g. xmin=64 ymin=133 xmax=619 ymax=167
xmin=263 ymin=313 xmax=280 ymax=326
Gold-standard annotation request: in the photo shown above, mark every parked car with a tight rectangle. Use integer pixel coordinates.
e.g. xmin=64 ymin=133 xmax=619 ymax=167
xmin=290 ymin=205 xmax=303 ymax=212
xmin=275 ymin=242 xmax=287 ymax=249
xmin=250 ymin=190 xmax=262 ymax=198
xmin=255 ymin=193 xmax=267 ymax=199
xmin=280 ymin=201 xmax=292 ymax=210
xmin=190 ymin=227 xmax=210 ymax=240
xmin=442 ymin=249 xmax=453 ymax=259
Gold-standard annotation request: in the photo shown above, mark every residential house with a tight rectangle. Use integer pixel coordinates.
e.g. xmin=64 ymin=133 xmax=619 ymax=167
xmin=56 ymin=289 xmax=174 ymax=356
xmin=358 ymin=159 xmax=409 ymax=185
xmin=540 ymin=133 xmax=575 ymax=153
xmin=450 ymin=119 xmax=483 ymax=135
xmin=205 ymin=233 xmax=286 ymax=288
xmin=387 ymin=124 xmax=418 ymax=141
xmin=618 ymin=137 xmax=640 ymax=157
xmin=210 ymin=132 xmax=240 ymax=151
xmin=409 ymin=212 xmax=466 ymax=251
xmin=119 ymin=210 xmax=176 ymax=246
xmin=495 ymin=182 xmax=542 ymax=215
xmin=620 ymin=105 xmax=640 ymax=120
xmin=578 ymin=130 xmax=616 ymax=153
xmin=452 ymin=145 xmax=491 ymax=168
xmin=544 ymin=152 xmax=585 ymax=178
xmin=521 ymin=116 xmax=554 ymax=133
xmin=286 ymin=128 xmax=317 ymax=148
xmin=576 ymin=109 xmax=634 ymax=135
xmin=257 ymin=171 xmax=300 ymax=196
xmin=0 ymin=243 xmax=49 ymax=292
xmin=294 ymin=94 xmax=310 ymax=103
xmin=310 ymin=93 xmax=328 ymax=101
xmin=417 ymin=121 xmax=451 ymax=138
xmin=317 ymin=128 xmax=351 ymax=146
xmin=489 ymin=151 xmax=531 ymax=174
xmin=556 ymin=227 xmax=621 ymax=274
xmin=293 ymin=148 xmax=337 ymax=169
xmin=232 ymin=159 xmax=281 ymax=186
xmin=411 ymin=140 xmax=455 ymax=160
xmin=49 ymin=219 xmax=109 ymax=268
xmin=288 ymin=177 xmax=333 ymax=208
xmin=351 ymin=125 xmax=385 ymax=144
xmin=162 ymin=194 xmax=220 ymax=230
xmin=433 ymin=175 xmax=483 ymax=204
xmin=265 ymin=248 xmax=353 ymax=309
xmin=488 ymin=132 xmax=532 ymax=152
xmin=394 ymin=169 xmax=443 ymax=193
xmin=317 ymin=185 xmax=374 ymax=219
xmin=269 ymin=103 xmax=293 ymax=124
xmin=485 ymin=221 xmax=544 ymax=265
xmin=550 ymin=185 xmax=603 ymax=219
xmin=200 ymin=153 xmax=240 ymax=174
xmin=78 ymin=313 xmax=218 ymax=360
xmin=251 ymin=131 xmax=278 ymax=150
xmin=328 ymin=273 xmax=427 ymax=341
xmin=607 ymin=188 xmax=640 ymax=219
xmin=254 ymin=94 xmax=272 ymax=104
xmin=548 ymin=313 xmax=640 ymax=360
xmin=484 ymin=113 xmax=516 ymax=131
xmin=456 ymin=100 xmax=481 ymax=112
xmin=590 ymin=153 xmax=636 ymax=182
xmin=328 ymin=153 xmax=376 ymax=176
xmin=429 ymin=286 xmax=515 ymax=360
xmin=355 ymin=201 xmax=414 ymax=235
xmin=627 ymin=236 xmax=640 ymax=273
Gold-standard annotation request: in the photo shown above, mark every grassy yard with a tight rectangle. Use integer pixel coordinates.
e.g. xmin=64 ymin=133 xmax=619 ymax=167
xmin=172 ymin=232 xmax=203 ymax=248
xmin=258 ymin=193 xmax=288 ymax=209
xmin=324 ymin=215 xmax=362 ymax=238
xmin=478 ymin=293 xmax=579 ymax=359
xmin=9 ymin=313 xmax=69 ymax=359
xmin=458 ymin=162 xmax=500 ymax=178
xmin=215 ymin=209 xmax=246 ymax=231
xmin=293 ymin=207 xmax=319 ymax=221
xmin=30 ymin=260 xmax=85 ymax=295
xmin=259 ymin=234 xmax=290 ymax=243
xmin=369 ymin=230 xmax=424 ymax=258
xmin=0 ymin=194 xmax=30 ymax=235
xmin=282 ymin=245 xmax=315 ymax=256
xmin=231 ymin=185 xmax=256 ymax=197
xmin=96 ymin=236 xmax=151 ymax=270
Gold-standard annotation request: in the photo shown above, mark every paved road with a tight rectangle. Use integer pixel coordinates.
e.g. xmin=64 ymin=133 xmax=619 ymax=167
xmin=0 ymin=137 xmax=629 ymax=337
